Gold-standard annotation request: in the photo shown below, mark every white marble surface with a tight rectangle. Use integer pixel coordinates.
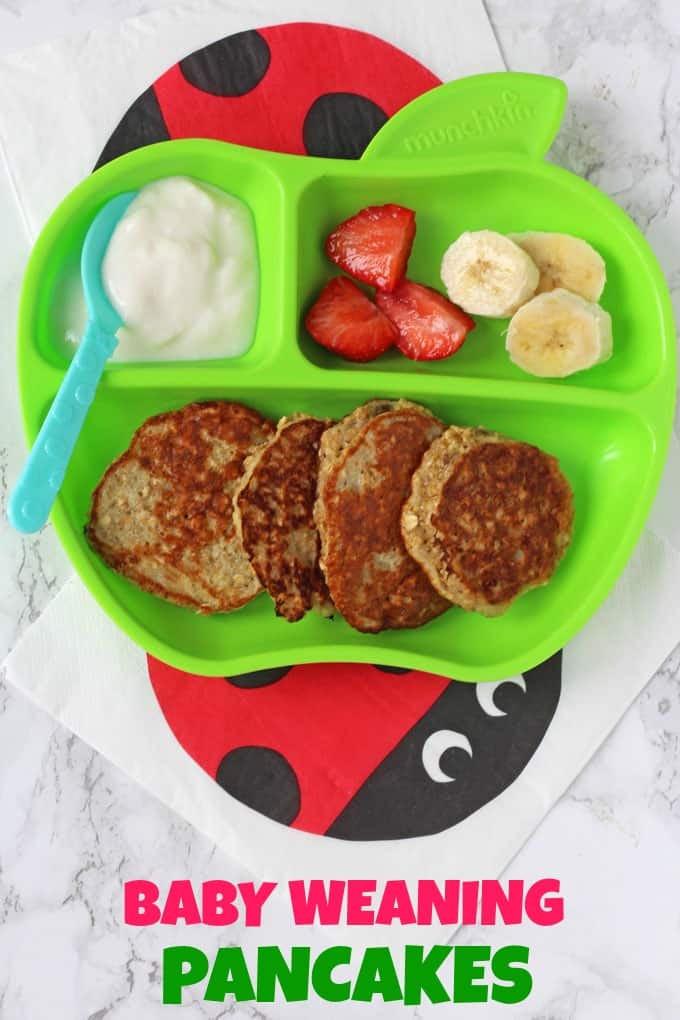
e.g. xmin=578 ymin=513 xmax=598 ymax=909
xmin=1 ymin=0 xmax=680 ymax=1017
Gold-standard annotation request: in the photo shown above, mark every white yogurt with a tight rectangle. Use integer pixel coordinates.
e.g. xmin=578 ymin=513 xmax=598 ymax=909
xmin=101 ymin=176 xmax=258 ymax=361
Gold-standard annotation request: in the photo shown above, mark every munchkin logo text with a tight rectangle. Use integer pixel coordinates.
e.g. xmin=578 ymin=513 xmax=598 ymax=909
xmin=404 ymin=91 xmax=533 ymax=152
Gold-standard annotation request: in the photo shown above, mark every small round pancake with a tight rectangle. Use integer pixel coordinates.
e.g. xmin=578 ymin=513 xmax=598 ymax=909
xmin=235 ymin=414 xmax=333 ymax=622
xmin=401 ymin=427 xmax=574 ymax=615
xmin=316 ymin=400 xmax=450 ymax=633
xmin=87 ymin=401 xmax=274 ymax=613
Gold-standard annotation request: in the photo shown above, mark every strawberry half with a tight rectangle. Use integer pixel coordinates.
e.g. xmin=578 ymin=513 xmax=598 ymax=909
xmin=305 ymin=277 xmax=398 ymax=362
xmin=325 ymin=204 xmax=416 ymax=292
xmin=375 ymin=280 xmax=476 ymax=361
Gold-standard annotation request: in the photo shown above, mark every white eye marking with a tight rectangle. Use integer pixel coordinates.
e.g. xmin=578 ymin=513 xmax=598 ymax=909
xmin=475 ymin=675 xmax=527 ymax=718
xmin=422 ymin=730 xmax=473 ymax=783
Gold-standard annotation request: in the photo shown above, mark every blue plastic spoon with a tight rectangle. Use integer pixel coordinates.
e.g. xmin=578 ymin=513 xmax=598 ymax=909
xmin=9 ymin=191 xmax=137 ymax=534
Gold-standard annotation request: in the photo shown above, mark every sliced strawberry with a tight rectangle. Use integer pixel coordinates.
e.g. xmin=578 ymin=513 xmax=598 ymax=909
xmin=325 ymin=204 xmax=416 ymax=292
xmin=305 ymin=277 xmax=398 ymax=362
xmin=375 ymin=280 xmax=476 ymax=361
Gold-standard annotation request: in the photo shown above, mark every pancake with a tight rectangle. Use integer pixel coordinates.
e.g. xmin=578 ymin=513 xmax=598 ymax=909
xmin=86 ymin=400 xmax=274 ymax=613
xmin=235 ymin=414 xmax=333 ymax=622
xmin=401 ymin=426 xmax=574 ymax=616
xmin=316 ymin=399 xmax=450 ymax=633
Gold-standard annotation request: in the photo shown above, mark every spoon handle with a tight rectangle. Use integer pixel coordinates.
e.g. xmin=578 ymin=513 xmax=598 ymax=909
xmin=8 ymin=320 xmax=117 ymax=534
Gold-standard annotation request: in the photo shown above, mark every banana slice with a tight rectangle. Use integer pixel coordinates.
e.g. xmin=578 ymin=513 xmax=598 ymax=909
xmin=509 ymin=231 xmax=606 ymax=302
xmin=506 ymin=288 xmax=613 ymax=378
xmin=440 ymin=230 xmax=539 ymax=318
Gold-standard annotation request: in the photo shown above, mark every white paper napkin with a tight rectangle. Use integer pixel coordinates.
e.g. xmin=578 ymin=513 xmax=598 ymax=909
xmin=2 ymin=0 xmax=680 ymax=905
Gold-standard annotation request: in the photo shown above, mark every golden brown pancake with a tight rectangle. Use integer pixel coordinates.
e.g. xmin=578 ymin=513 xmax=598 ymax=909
xmin=87 ymin=401 xmax=274 ymax=613
xmin=235 ymin=414 xmax=333 ymax=622
xmin=316 ymin=399 xmax=449 ymax=633
xmin=401 ymin=426 xmax=574 ymax=615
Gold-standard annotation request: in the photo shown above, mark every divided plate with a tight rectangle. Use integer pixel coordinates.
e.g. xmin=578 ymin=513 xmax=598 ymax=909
xmin=16 ymin=73 xmax=676 ymax=681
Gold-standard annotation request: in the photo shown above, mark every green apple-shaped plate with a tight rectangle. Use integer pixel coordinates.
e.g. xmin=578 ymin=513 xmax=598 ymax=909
xmin=15 ymin=73 xmax=676 ymax=681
